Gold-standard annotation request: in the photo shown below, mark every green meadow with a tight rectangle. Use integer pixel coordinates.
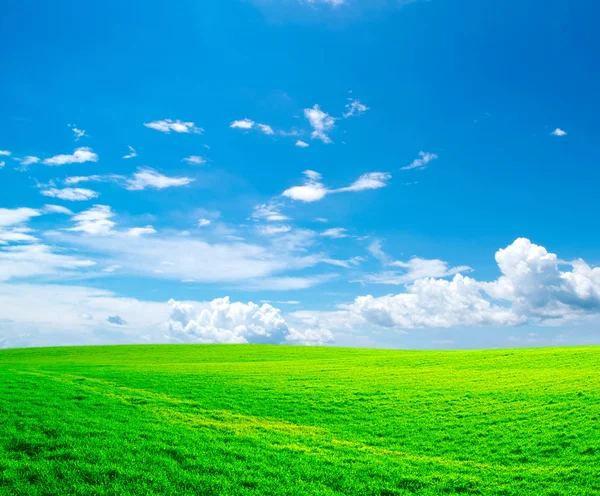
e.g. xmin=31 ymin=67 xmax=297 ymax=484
xmin=0 ymin=345 xmax=599 ymax=495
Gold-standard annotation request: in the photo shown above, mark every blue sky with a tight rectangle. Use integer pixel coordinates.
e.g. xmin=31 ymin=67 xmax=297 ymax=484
xmin=1 ymin=0 xmax=600 ymax=349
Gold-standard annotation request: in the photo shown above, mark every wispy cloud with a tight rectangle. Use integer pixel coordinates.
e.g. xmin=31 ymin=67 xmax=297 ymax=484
xmin=197 ymin=218 xmax=211 ymax=227
xmin=304 ymin=105 xmax=335 ymax=144
xmin=68 ymin=124 xmax=86 ymax=141
xmin=257 ymin=123 xmax=275 ymax=135
xmin=252 ymin=202 xmax=290 ymax=222
xmin=144 ymin=119 xmax=203 ymax=134
xmin=43 ymin=147 xmax=98 ymax=166
xmin=0 ymin=150 xmax=11 ymax=156
xmin=41 ymin=188 xmax=99 ymax=201
xmin=127 ymin=226 xmax=157 ymax=237
xmin=401 ymin=151 xmax=438 ymax=171
xmin=123 ymin=145 xmax=137 ymax=159
xmin=183 ymin=155 xmax=207 ymax=165
xmin=68 ymin=205 xmax=115 ymax=235
xmin=321 ymin=228 xmax=348 ymax=238
xmin=343 ymin=99 xmax=369 ymax=118
xmin=283 ymin=170 xmax=391 ymax=202
xmin=125 ymin=168 xmax=195 ymax=191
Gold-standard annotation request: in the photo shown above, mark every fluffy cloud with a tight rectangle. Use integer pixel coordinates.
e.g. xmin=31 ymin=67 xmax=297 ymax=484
xmin=295 ymin=140 xmax=309 ymax=148
xmin=183 ymin=155 xmax=206 ymax=165
xmin=257 ymin=123 xmax=275 ymax=135
xmin=282 ymin=170 xmax=390 ymax=202
xmin=303 ymin=238 xmax=600 ymax=336
xmin=230 ymin=118 xmax=255 ymax=130
xmin=343 ymin=99 xmax=369 ymax=118
xmin=304 ymin=104 xmax=335 ymax=143
xmin=43 ymin=147 xmax=98 ymax=166
xmin=0 ymin=150 xmax=10 ymax=156
xmin=551 ymin=128 xmax=567 ymax=137
xmin=123 ymin=146 xmax=137 ymax=159
xmin=168 ymin=297 xmax=332 ymax=345
xmin=401 ymin=151 xmax=438 ymax=171
xmin=0 ymin=208 xmax=41 ymax=227
xmin=144 ymin=119 xmax=203 ymax=134
xmin=125 ymin=168 xmax=194 ymax=190
xmin=43 ymin=205 xmax=73 ymax=215
xmin=41 ymin=188 xmax=99 ymax=201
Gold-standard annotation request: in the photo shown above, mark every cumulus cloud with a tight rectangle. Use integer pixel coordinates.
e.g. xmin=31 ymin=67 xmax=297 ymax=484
xmin=295 ymin=140 xmax=309 ymax=148
xmin=230 ymin=118 xmax=255 ymax=130
xmin=68 ymin=205 xmax=115 ymax=235
xmin=551 ymin=128 xmax=567 ymax=137
xmin=144 ymin=119 xmax=203 ymax=134
xmin=401 ymin=151 xmax=438 ymax=171
xmin=125 ymin=168 xmax=194 ymax=190
xmin=42 ymin=147 xmax=98 ymax=166
xmin=41 ymin=188 xmax=99 ymax=201
xmin=123 ymin=146 xmax=137 ymax=159
xmin=343 ymin=99 xmax=369 ymax=118
xmin=304 ymin=104 xmax=335 ymax=143
xmin=167 ymin=297 xmax=332 ymax=345
xmin=183 ymin=155 xmax=206 ymax=165
xmin=0 ymin=150 xmax=10 ymax=156
xmin=282 ymin=170 xmax=390 ymax=202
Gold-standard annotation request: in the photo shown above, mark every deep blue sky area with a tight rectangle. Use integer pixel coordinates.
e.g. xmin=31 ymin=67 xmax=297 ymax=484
xmin=1 ymin=0 xmax=599 ymax=349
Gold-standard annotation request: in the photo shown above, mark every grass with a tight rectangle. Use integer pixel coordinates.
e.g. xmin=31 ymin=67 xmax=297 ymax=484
xmin=0 ymin=345 xmax=599 ymax=495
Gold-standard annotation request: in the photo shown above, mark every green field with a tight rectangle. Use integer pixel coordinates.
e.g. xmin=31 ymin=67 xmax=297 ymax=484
xmin=1 ymin=345 xmax=599 ymax=495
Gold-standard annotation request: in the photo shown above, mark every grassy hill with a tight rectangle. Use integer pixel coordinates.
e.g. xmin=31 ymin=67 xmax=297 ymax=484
xmin=1 ymin=345 xmax=599 ymax=495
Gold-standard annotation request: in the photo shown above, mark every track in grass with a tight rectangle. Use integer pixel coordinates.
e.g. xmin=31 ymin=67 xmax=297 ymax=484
xmin=1 ymin=345 xmax=599 ymax=495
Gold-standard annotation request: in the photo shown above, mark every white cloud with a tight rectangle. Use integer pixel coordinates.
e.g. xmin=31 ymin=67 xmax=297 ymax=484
xmin=64 ymin=175 xmax=103 ymax=185
xmin=0 ymin=208 xmax=41 ymax=228
xmin=144 ymin=119 xmax=203 ymax=134
xmin=252 ymin=202 xmax=290 ymax=222
xmin=0 ymin=150 xmax=10 ymax=156
xmin=68 ymin=205 xmax=115 ymax=235
xmin=127 ymin=226 xmax=156 ymax=237
xmin=125 ymin=168 xmax=194 ymax=191
xmin=0 ymin=244 xmax=95 ymax=282
xmin=321 ymin=227 xmax=348 ymax=238
xmin=0 ymin=161 xmax=4 ymax=169
xmin=103 ymin=264 xmax=122 ymax=273
xmin=230 ymin=118 xmax=255 ymax=130
xmin=183 ymin=155 xmax=207 ymax=165
xmin=41 ymin=188 xmax=99 ymax=201
xmin=343 ymin=99 xmax=369 ymax=118
xmin=0 ymin=228 xmax=38 ymax=245
xmin=334 ymin=172 xmax=391 ymax=192
xmin=321 ymin=256 xmax=364 ymax=268
xmin=17 ymin=156 xmax=40 ymax=167
xmin=283 ymin=170 xmax=390 ymax=202
xmin=295 ymin=140 xmax=309 ymax=148
xmin=401 ymin=151 xmax=438 ymax=171
xmin=43 ymin=147 xmax=98 ymax=166
xmin=300 ymin=0 xmax=347 ymax=8
xmin=304 ymin=104 xmax=335 ymax=144
xmin=257 ymin=123 xmax=275 ymax=135
xmin=197 ymin=218 xmax=211 ymax=227
xmin=68 ymin=124 xmax=86 ymax=141
xmin=123 ymin=145 xmax=137 ymax=159
xmin=315 ymin=217 xmax=328 ymax=223
xmin=260 ymin=225 xmax=292 ymax=235
xmin=43 ymin=205 xmax=73 ymax=215
xmin=551 ymin=128 xmax=567 ymax=137
xmin=366 ymin=257 xmax=472 ymax=285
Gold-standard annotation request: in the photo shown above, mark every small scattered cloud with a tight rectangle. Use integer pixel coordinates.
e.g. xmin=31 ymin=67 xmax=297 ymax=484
xmin=125 ymin=168 xmax=194 ymax=191
xmin=401 ymin=151 xmax=438 ymax=171
xmin=283 ymin=170 xmax=390 ymax=202
xmin=230 ymin=118 xmax=255 ymax=130
xmin=123 ymin=145 xmax=137 ymax=159
xmin=107 ymin=315 xmax=127 ymax=326
xmin=551 ymin=128 xmax=567 ymax=137
xmin=127 ymin=226 xmax=156 ymax=237
xmin=68 ymin=124 xmax=86 ymax=141
xmin=197 ymin=218 xmax=211 ymax=227
xmin=0 ymin=150 xmax=10 ymax=157
xmin=0 ymin=161 xmax=4 ymax=169
xmin=43 ymin=205 xmax=73 ymax=215
xmin=315 ymin=217 xmax=328 ymax=223
xmin=41 ymin=188 xmax=99 ymax=201
xmin=304 ymin=105 xmax=335 ymax=144
xmin=260 ymin=225 xmax=292 ymax=235
xmin=144 ymin=119 xmax=203 ymax=134
xmin=343 ymin=99 xmax=369 ymax=118
xmin=16 ymin=156 xmax=40 ymax=168
xmin=183 ymin=155 xmax=207 ymax=165
xmin=257 ymin=123 xmax=275 ymax=135
xmin=252 ymin=202 xmax=290 ymax=222
xmin=295 ymin=140 xmax=309 ymax=148
xmin=103 ymin=264 xmax=122 ymax=273
xmin=43 ymin=147 xmax=98 ymax=166
xmin=321 ymin=227 xmax=348 ymax=238
xmin=68 ymin=205 xmax=115 ymax=235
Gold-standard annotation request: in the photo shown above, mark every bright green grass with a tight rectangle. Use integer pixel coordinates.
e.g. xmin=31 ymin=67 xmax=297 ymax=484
xmin=1 ymin=345 xmax=599 ymax=495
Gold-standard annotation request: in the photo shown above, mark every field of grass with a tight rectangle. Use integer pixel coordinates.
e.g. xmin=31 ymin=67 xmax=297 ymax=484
xmin=1 ymin=345 xmax=599 ymax=495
